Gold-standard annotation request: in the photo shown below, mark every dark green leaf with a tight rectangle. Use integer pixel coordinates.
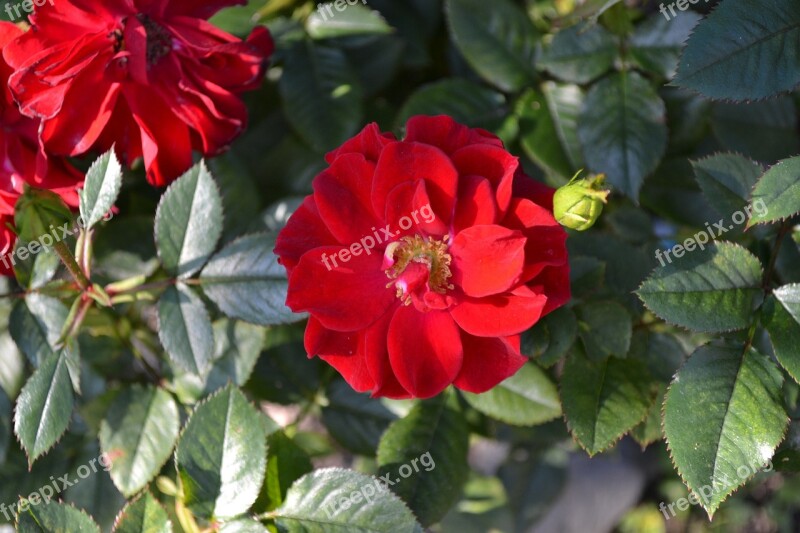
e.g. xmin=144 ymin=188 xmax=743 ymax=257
xmin=629 ymin=13 xmax=700 ymax=79
xmin=630 ymin=384 xmax=665 ymax=449
xmin=664 ymin=342 xmax=787 ymax=517
xmin=522 ymin=306 xmax=578 ymax=368
xmin=711 ymin=98 xmax=800 ymax=163
xmin=321 ymin=381 xmax=397 ymax=455
xmin=274 ymin=468 xmax=423 ymax=532
xmin=14 ymin=350 xmax=74 ymax=465
xmin=462 ymin=363 xmax=561 ymax=426
xmin=158 ymin=284 xmax=214 ymax=375
xmin=445 ymin=0 xmax=537 ymax=92
xmin=674 ymin=0 xmax=800 ymax=100
xmin=99 ymin=386 xmax=180 ymax=497
xmin=17 ymin=500 xmax=100 ymax=533
xmin=637 ymin=242 xmax=763 ymax=333
xmin=576 ymin=301 xmax=632 ymax=360
xmin=578 ymin=71 xmax=667 ymax=200
xmin=154 ymin=161 xmax=223 ymax=279
xmin=691 ymin=153 xmax=763 ymax=218
xmin=200 ymin=233 xmax=300 ymax=326
xmin=279 ymin=41 xmax=363 ymax=152
xmin=175 ymin=385 xmax=267 ymax=519
xmin=538 ymin=23 xmax=616 ymax=84
xmin=561 ymin=349 xmax=655 ymax=456
xmin=377 ymin=393 xmax=468 ymax=526
xmin=747 ymin=156 xmax=800 ymax=226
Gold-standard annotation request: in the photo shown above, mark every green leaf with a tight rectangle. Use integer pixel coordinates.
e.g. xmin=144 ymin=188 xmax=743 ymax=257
xmin=113 ymin=492 xmax=171 ymax=533
xmin=154 ymin=161 xmax=223 ymax=279
xmin=576 ymin=300 xmax=632 ymax=360
xmin=279 ymin=41 xmax=363 ymax=152
xmin=538 ymin=23 xmax=616 ymax=84
xmin=747 ymin=156 xmax=800 ymax=226
xmin=17 ymin=500 xmax=100 ymax=533
xmin=13 ymin=188 xmax=73 ymax=245
xmin=569 ymin=256 xmax=605 ymax=298
xmin=79 ymin=149 xmax=123 ymax=230
xmin=674 ymin=0 xmax=800 ymax=100
xmin=205 ymin=320 xmax=265 ymax=392
xmin=247 ymin=342 xmax=321 ymax=405
xmin=522 ymin=306 xmax=578 ymax=368
xmin=175 ymin=385 xmax=267 ymax=520
xmin=629 ymin=13 xmax=700 ymax=79
xmin=99 ymin=386 xmax=180 ymax=497
xmin=664 ymin=342 xmax=788 ymax=517
xmin=711 ymin=98 xmax=800 ymax=163
xmin=256 ymin=431 xmax=313 ymax=512
xmin=321 ymin=381 xmax=397 ymax=456
xmin=630 ymin=384 xmax=666 ymax=449
xmin=13 ymin=241 xmax=60 ymax=290
xmin=306 ymin=4 xmax=392 ymax=39
xmin=158 ymin=284 xmax=214 ymax=375
xmin=445 ymin=0 xmax=537 ymax=92
xmin=14 ymin=350 xmax=74 ymax=465
xmin=691 ymin=153 xmax=763 ymax=218
xmin=377 ymin=393 xmax=469 ymax=526
xmin=764 ymin=285 xmax=800 ymax=383
xmin=637 ymin=242 xmax=763 ymax=333
xmin=578 ymin=71 xmax=667 ymax=200
xmin=561 ymin=349 xmax=655 ymax=456
xmin=396 ymin=79 xmax=506 ymax=132
xmin=9 ymin=298 xmax=59 ymax=367
xmin=518 ymin=84 xmax=585 ymax=182
xmin=199 ymin=233 xmax=300 ymax=326
xmin=462 ymin=363 xmax=561 ymax=426
xmin=273 ymin=468 xmax=423 ymax=532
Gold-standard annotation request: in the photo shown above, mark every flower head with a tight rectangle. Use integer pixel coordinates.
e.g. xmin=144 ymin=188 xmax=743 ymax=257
xmin=276 ymin=116 xmax=571 ymax=399
xmin=0 ymin=22 xmax=82 ymax=276
xmin=3 ymin=0 xmax=273 ymax=186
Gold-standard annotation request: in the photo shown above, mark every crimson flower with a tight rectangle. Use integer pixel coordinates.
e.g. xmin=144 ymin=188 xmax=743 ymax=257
xmin=0 ymin=22 xmax=82 ymax=276
xmin=3 ymin=0 xmax=273 ymax=186
xmin=276 ymin=116 xmax=570 ymax=399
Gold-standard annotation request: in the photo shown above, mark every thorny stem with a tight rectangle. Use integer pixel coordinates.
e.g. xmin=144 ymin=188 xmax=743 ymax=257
xmin=53 ymin=239 xmax=90 ymax=290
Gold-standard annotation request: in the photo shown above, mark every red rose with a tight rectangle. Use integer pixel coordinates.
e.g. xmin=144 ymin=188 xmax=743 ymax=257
xmin=0 ymin=22 xmax=82 ymax=276
xmin=3 ymin=0 xmax=273 ymax=186
xmin=276 ymin=116 xmax=570 ymax=399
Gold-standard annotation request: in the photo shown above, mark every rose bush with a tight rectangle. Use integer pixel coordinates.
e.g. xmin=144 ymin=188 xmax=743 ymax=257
xmin=0 ymin=0 xmax=799 ymax=532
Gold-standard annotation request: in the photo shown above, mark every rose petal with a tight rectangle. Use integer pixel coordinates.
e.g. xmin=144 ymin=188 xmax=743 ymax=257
xmin=372 ymin=141 xmax=458 ymax=226
xmin=452 ymin=144 xmax=517 ymax=215
xmin=454 ymin=334 xmax=527 ymax=393
xmin=388 ymin=306 xmax=463 ymax=398
xmin=287 ymin=245 xmax=396 ymax=331
xmin=452 ymin=175 xmax=498 ymax=234
xmin=450 ymin=285 xmax=547 ymax=337
xmin=450 ymin=225 xmax=526 ymax=298
xmin=325 ymin=122 xmax=396 ymax=164
xmin=503 ymin=198 xmax=568 ymax=282
xmin=275 ymin=196 xmax=338 ymax=275
xmin=404 ymin=115 xmax=503 ymax=155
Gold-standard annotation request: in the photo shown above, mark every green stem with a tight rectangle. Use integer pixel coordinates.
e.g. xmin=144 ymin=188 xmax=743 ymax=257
xmin=763 ymin=222 xmax=791 ymax=291
xmin=53 ymin=240 xmax=90 ymax=290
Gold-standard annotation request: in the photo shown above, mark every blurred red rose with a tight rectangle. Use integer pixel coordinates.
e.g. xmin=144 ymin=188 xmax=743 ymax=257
xmin=3 ymin=0 xmax=273 ymax=187
xmin=276 ymin=116 xmax=570 ymax=399
xmin=0 ymin=22 xmax=82 ymax=276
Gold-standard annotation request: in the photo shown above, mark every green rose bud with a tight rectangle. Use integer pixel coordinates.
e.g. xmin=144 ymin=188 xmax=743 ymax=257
xmin=553 ymin=172 xmax=610 ymax=231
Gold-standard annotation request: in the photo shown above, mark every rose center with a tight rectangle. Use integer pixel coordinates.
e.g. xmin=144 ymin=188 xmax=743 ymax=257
xmin=136 ymin=14 xmax=173 ymax=66
xmin=384 ymin=235 xmax=453 ymax=305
